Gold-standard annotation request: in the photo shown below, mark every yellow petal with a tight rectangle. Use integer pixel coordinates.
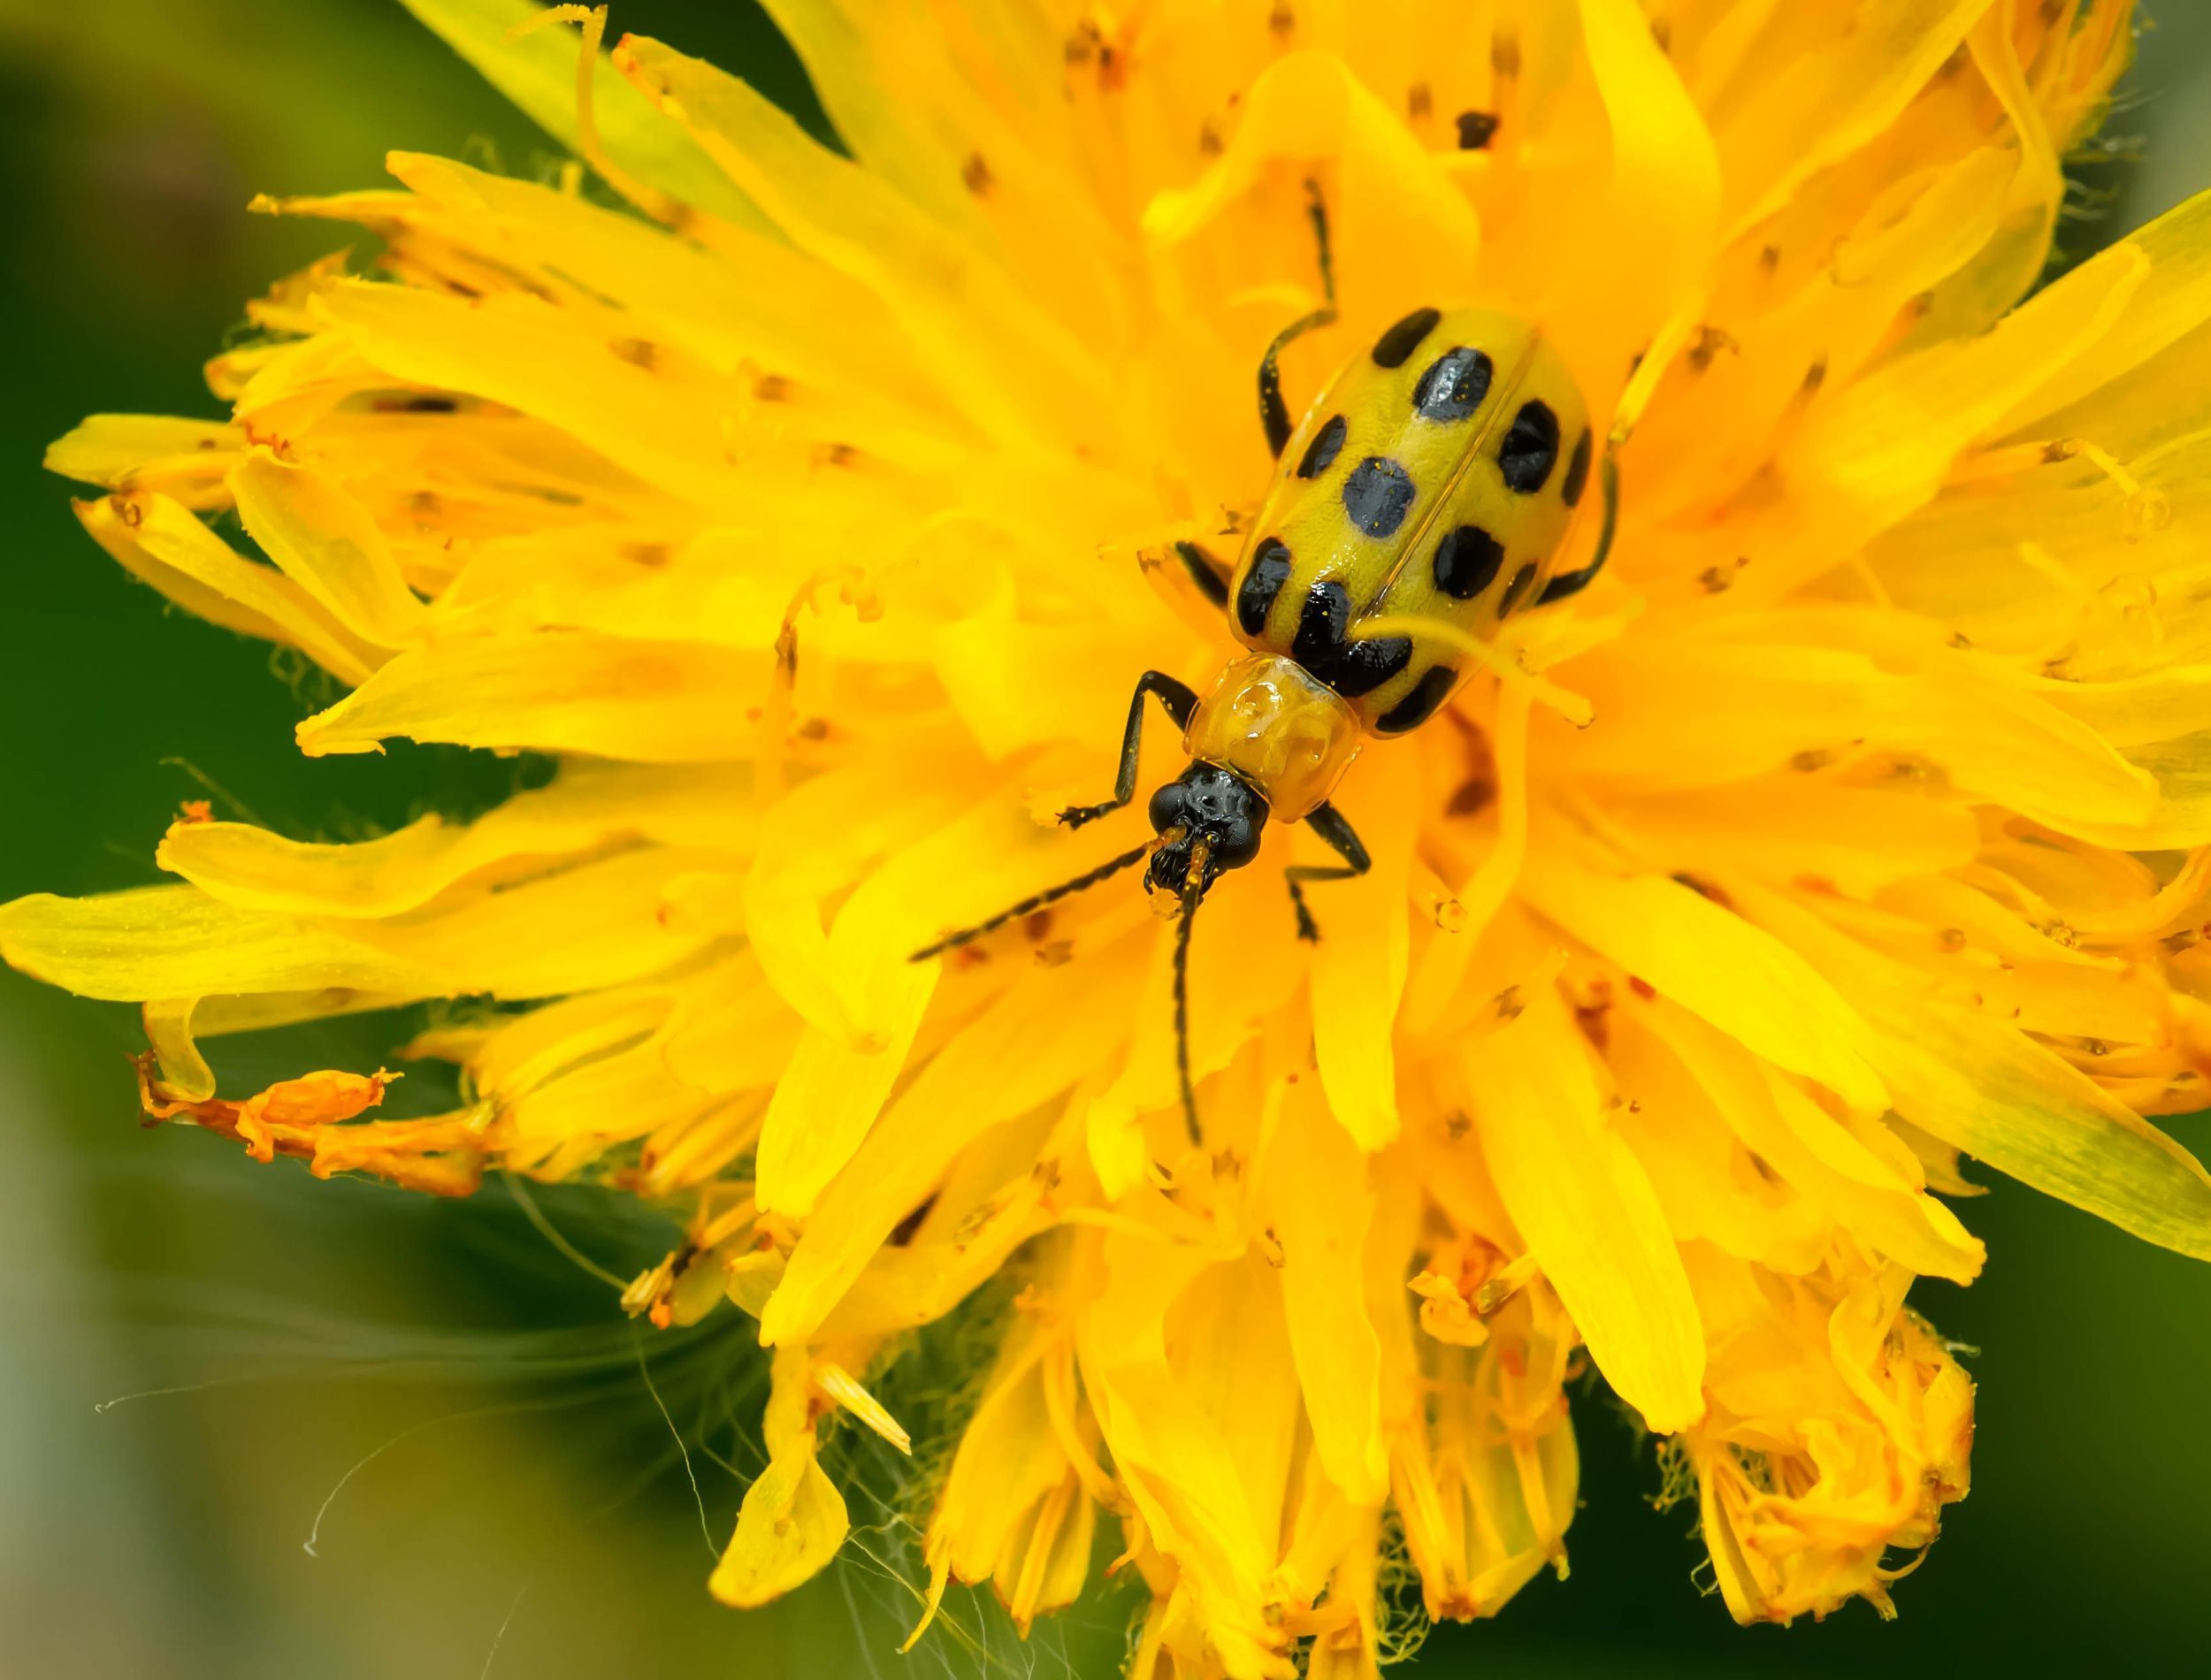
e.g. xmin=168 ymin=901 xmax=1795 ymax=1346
xmin=763 ymin=935 xmax=1144 ymax=1344
xmin=76 ymin=492 xmax=381 ymax=685
xmin=2001 ymin=187 xmax=2211 ymax=436
xmin=1144 ymin=50 xmax=1481 ymax=323
xmin=231 ymin=451 xmax=430 ymax=648
xmin=397 ymin=0 xmax=773 ymax=233
xmin=45 ymin=414 xmax=241 ymax=508
xmin=741 ymin=754 xmax=975 ymax=1042
xmin=1078 ymin=1235 xmax=1292 ymax=1677
xmin=1604 ymin=777 xmax=1979 ymax=897
xmin=1 ymin=886 xmax=421 ymax=1001
xmin=1086 ymin=852 xmax=1307 ymax=1193
xmin=1465 ymin=985 xmax=1705 ymax=1434
xmin=1607 ymin=1012 xmax=1832 ymax=1274
xmin=142 ymin=998 xmax=217 ymax=1102
xmin=1519 ymin=844 xmax=1888 ymax=1115
xmin=1309 ymin=744 xmax=1420 ymax=1149
xmin=382 ymin=152 xmax=929 ymax=412
xmin=1 ymin=844 xmax=706 ymax=1004
xmin=615 ymin=32 xmax=1106 ymax=447
xmin=1266 ymin=1085 xmax=1388 ymax=1504
xmin=1552 ymin=0 xmax=1720 ymax=371
xmin=920 ymin=1325 xmax=1067 ymax=1586
xmin=157 ymin=764 xmax=752 ymax=919
xmin=813 ymin=1361 xmax=910 ymax=1455
xmin=708 ymin=1349 xmax=849 ymax=1607
xmin=1792 ymin=225 xmax=2146 ymax=531
xmin=1744 ymin=880 xmax=2211 ymax=1260
xmin=1640 ymin=999 xmax=1985 ymax=1284
xmin=1712 ymin=0 xmax=1985 ymax=240
xmin=1909 ymin=6 xmax=2064 ymax=345
xmin=1565 ymin=631 xmax=2160 ymax=836
xmin=1404 ymin=685 xmax=1533 ymax=1033
xmin=316 ymin=280 xmax=741 ymax=508
xmin=297 ymin=631 xmax=771 ymax=760
xmin=753 ymin=976 xmax=932 ymax=1219
xmin=1001 ymin=1475 xmax=1095 ymax=1634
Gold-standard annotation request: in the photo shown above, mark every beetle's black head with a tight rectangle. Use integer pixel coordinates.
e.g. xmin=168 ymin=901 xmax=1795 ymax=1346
xmin=1145 ymin=761 xmax=1269 ymax=899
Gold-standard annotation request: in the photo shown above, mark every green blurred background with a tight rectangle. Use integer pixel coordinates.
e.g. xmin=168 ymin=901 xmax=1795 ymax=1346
xmin=3 ymin=4 xmax=2209 ymax=1676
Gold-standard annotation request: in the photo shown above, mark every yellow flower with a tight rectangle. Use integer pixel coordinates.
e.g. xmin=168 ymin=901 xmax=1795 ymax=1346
xmin=1676 ymin=1249 xmax=1976 ymax=1624
xmin=6 ymin=0 xmax=2209 ymax=1669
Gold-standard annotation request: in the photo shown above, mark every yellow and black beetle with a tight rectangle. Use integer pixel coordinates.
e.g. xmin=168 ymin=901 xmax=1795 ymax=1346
xmin=916 ymin=206 xmax=1618 ymax=1140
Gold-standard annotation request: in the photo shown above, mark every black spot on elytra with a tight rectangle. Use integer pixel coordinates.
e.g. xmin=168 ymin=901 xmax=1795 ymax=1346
xmin=1433 ymin=524 xmax=1505 ymax=599
xmin=1174 ymin=540 xmax=1228 ymax=608
xmin=1499 ymin=561 xmax=1538 ymax=614
xmin=1292 ymin=578 xmax=1350 ymax=668
xmin=1561 ymin=430 xmax=1594 ymax=508
xmin=1498 ymin=400 xmax=1560 ymax=493
xmin=1297 ymin=414 xmax=1348 ymax=479
xmin=1455 ymin=111 xmax=1499 ymax=149
xmin=1238 ymin=538 xmax=1294 ymax=635
xmin=1372 ymin=308 xmax=1441 ymax=369
xmin=1329 ymin=631 xmax=1412 ymax=697
xmin=1412 ymin=347 xmax=1493 ymax=423
xmin=1342 ymin=456 xmax=1416 ymax=538
xmin=1289 ymin=578 xmax=1412 ymax=698
xmin=1377 ymin=665 xmax=1459 ymax=733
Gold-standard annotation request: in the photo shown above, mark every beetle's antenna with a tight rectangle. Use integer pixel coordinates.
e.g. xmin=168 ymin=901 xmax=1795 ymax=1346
xmin=1172 ymin=835 xmax=1213 ymax=1146
xmin=910 ymin=841 xmax=1151 ymax=961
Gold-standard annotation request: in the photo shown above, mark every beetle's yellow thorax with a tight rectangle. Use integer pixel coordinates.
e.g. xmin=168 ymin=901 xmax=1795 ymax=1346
xmin=1182 ymin=653 xmax=1362 ymax=821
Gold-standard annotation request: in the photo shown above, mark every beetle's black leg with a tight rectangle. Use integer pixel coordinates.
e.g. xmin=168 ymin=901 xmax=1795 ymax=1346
xmin=1305 ymin=175 xmax=1336 ymax=309
xmin=1058 ymin=671 xmax=1200 ymax=829
xmin=1257 ymin=179 xmax=1342 ymax=459
xmin=1173 ymin=540 xmax=1231 ymax=614
xmin=1536 ymin=453 xmax=1621 ymax=607
xmin=1259 ymin=309 xmax=1338 ymax=459
xmin=1285 ymin=799 xmax=1372 ymax=942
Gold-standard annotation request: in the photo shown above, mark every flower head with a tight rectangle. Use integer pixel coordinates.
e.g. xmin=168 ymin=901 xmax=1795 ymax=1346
xmin=8 ymin=0 xmax=2211 ymax=1672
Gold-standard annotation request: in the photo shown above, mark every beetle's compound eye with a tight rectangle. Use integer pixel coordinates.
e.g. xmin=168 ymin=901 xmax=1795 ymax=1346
xmin=1149 ymin=763 xmax=1267 ymax=885
xmin=1214 ymin=812 xmax=1263 ymax=870
xmin=1148 ymin=780 xmax=1190 ymax=837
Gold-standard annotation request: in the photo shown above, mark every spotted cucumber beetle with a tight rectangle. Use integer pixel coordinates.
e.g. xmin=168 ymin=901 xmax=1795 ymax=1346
xmin=916 ymin=201 xmax=1618 ymax=1141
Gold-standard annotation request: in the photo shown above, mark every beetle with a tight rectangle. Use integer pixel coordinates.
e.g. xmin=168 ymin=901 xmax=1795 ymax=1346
xmin=914 ymin=205 xmax=1618 ymax=1142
